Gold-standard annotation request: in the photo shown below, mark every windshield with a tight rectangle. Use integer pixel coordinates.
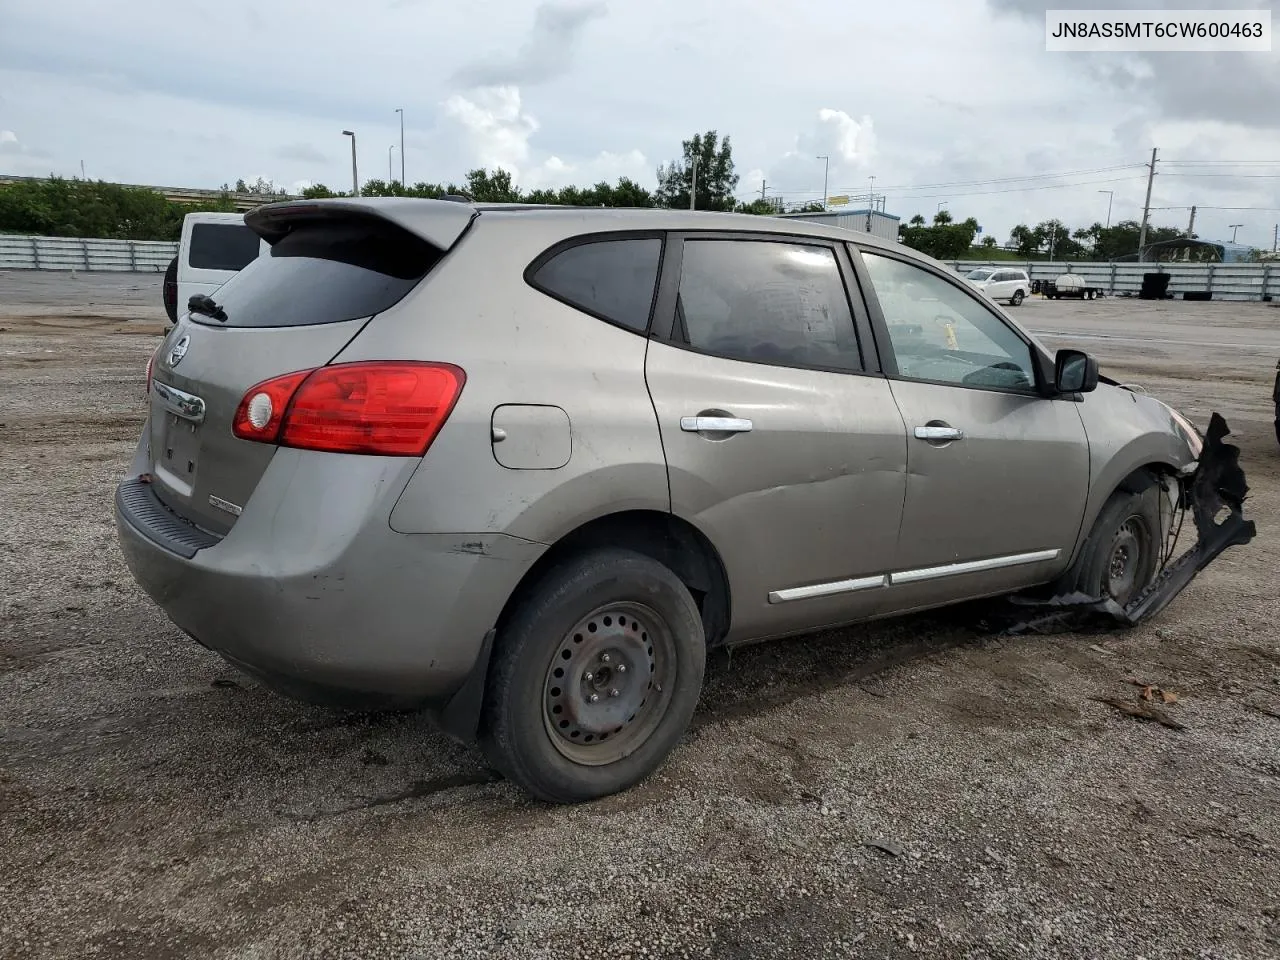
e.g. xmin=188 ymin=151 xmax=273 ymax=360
xmin=965 ymin=270 xmax=993 ymax=281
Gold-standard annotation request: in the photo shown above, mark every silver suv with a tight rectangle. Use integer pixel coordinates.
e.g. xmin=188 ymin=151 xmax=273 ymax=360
xmin=116 ymin=198 xmax=1208 ymax=803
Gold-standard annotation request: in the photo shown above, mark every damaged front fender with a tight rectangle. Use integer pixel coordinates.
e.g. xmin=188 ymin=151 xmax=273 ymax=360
xmin=983 ymin=412 xmax=1256 ymax=635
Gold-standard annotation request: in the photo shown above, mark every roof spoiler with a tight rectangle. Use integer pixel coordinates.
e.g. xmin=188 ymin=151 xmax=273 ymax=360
xmin=244 ymin=197 xmax=477 ymax=251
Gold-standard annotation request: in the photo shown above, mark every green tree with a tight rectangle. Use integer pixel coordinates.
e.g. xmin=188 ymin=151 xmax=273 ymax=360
xmin=736 ymin=198 xmax=778 ymax=215
xmin=899 ymin=212 xmax=981 ymax=259
xmin=301 ymin=183 xmax=339 ymax=199
xmin=655 ymin=130 xmax=739 ymax=211
xmin=0 ymin=177 xmax=235 ymax=241
xmin=980 ymin=235 xmax=998 ymax=249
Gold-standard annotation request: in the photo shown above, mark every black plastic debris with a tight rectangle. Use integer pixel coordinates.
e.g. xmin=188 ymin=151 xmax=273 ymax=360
xmin=974 ymin=412 xmax=1255 ymax=636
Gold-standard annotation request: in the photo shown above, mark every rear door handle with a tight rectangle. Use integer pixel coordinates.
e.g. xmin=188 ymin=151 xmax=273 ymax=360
xmin=680 ymin=416 xmax=753 ymax=434
xmin=914 ymin=425 xmax=963 ymax=442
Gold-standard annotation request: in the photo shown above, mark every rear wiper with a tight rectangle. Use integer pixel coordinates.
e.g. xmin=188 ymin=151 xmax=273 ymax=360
xmin=188 ymin=294 xmax=228 ymax=323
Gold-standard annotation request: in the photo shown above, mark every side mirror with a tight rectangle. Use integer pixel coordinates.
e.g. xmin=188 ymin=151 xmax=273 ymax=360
xmin=1055 ymin=349 xmax=1099 ymax=394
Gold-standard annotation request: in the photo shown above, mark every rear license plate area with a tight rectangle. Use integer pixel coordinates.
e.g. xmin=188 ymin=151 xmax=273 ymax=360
xmin=157 ymin=412 xmax=201 ymax=489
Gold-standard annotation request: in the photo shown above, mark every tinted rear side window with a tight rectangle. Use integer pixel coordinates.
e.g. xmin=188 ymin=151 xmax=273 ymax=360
xmin=187 ymin=218 xmax=440 ymax=328
xmin=675 ymin=239 xmax=862 ymax=371
xmin=187 ymin=223 xmax=261 ymax=271
xmin=530 ymin=237 xmax=662 ymax=333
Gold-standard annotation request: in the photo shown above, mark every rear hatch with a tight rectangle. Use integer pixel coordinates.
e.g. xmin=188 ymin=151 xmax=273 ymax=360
xmin=146 ymin=201 xmax=474 ymax=535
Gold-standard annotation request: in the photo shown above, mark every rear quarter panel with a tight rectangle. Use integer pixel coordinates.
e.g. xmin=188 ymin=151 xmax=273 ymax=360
xmin=336 ymin=215 xmax=671 ymax=543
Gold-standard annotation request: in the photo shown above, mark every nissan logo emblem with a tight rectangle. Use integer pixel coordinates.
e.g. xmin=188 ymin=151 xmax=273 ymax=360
xmin=169 ymin=334 xmax=190 ymax=367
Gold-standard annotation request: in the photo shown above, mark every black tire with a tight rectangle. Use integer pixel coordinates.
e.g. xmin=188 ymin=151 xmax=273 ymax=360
xmin=1010 ymin=289 xmax=1025 ymax=307
xmin=162 ymin=256 xmax=179 ymax=324
xmin=1062 ymin=485 xmax=1162 ymax=606
xmin=480 ymin=548 xmax=706 ymax=803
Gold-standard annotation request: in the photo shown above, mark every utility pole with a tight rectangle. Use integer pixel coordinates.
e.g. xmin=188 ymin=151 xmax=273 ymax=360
xmin=395 ymin=108 xmax=405 ymax=185
xmin=1229 ymin=223 xmax=1243 ymax=243
xmin=1186 ymin=205 xmax=1196 ymax=237
xmin=760 ymin=179 xmax=767 ymax=202
xmin=1273 ymin=223 xmax=1278 ymax=252
xmin=1049 ymin=223 xmax=1056 ymax=262
xmin=817 ymin=155 xmax=830 ymax=211
xmin=342 ymin=130 xmax=358 ymax=197
xmin=1137 ymin=147 xmax=1158 ymax=257
xmin=689 ymin=155 xmax=699 ymax=211
xmin=389 ymin=145 xmax=396 ymax=185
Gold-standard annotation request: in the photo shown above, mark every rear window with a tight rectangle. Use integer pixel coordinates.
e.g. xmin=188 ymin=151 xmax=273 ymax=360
xmin=186 ymin=218 xmax=440 ymax=328
xmin=187 ymin=222 xmax=261 ymax=271
xmin=530 ymin=236 xmax=662 ymax=333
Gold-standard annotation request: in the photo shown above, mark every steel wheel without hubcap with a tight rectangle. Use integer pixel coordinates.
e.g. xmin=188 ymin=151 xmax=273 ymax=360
xmin=543 ymin=601 xmax=675 ymax=766
xmin=1104 ymin=516 xmax=1151 ymax=605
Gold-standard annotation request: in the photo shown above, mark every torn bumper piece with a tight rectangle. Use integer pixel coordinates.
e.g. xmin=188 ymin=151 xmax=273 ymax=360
xmin=983 ymin=412 xmax=1256 ymax=636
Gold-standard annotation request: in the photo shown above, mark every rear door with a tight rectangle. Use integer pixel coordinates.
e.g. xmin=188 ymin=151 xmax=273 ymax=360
xmin=644 ymin=233 xmax=908 ymax=643
xmin=849 ymin=245 xmax=1089 ymax=610
xmin=149 ymin=208 xmax=458 ymax=534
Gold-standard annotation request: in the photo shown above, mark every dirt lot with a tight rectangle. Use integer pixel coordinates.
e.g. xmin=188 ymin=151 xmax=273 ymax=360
xmin=1 ymin=271 xmax=1278 ymax=960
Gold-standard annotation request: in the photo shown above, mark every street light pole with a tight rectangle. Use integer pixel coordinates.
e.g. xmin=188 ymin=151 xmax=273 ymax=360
xmin=1098 ymin=190 xmax=1113 ymax=229
xmin=1229 ymin=223 xmax=1243 ymax=243
xmin=817 ymin=155 xmax=829 ymax=210
xmin=689 ymin=155 xmax=699 ymax=210
xmin=395 ymin=108 xmax=405 ymax=185
xmin=342 ymin=130 xmax=358 ymax=196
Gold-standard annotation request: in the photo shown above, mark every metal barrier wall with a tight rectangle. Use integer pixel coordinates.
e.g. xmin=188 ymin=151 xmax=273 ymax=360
xmin=947 ymin=260 xmax=1279 ymax=302
xmin=2 ymin=234 xmax=1278 ymax=301
xmin=0 ymin=235 xmax=178 ymax=272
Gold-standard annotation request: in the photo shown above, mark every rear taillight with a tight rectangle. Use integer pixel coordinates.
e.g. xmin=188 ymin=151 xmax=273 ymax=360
xmin=232 ymin=361 xmax=466 ymax=457
xmin=145 ymin=343 xmax=163 ymax=393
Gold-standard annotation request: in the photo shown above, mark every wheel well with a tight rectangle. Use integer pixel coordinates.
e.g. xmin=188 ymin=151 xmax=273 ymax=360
xmin=1115 ymin=462 xmax=1177 ymax=496
xmin=496 ymin=511 xmax=732 ymax=648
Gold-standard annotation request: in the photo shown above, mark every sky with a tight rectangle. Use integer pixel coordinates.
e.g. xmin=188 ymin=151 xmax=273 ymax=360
xmin=1 ymin=0 xmax=1278 ymax=249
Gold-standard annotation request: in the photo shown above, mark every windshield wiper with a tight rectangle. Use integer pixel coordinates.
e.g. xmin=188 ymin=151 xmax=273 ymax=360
xmin=188 ymin=294 xmax=228 ymax=323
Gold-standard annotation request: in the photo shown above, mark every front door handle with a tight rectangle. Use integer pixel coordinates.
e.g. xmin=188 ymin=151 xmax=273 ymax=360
xmin=914 ymin=424 xmax=964 ymax=442
xmin=680 ymin=416 xmax=753 ymax=434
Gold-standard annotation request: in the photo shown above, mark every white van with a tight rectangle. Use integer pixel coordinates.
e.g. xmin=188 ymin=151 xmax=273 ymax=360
xmin=162 ymin=212 xmax=267 ymax=323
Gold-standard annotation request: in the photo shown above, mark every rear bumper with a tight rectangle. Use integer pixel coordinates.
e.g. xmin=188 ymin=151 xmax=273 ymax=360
xmin=113 ymin=425 xmax=543 ymax=709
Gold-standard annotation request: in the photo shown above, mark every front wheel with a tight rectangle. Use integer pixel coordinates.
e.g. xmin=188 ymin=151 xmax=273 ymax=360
xmin=480 ymin=548 xmax=706 ymax=803
xmin=1062 ymin=486 xmax=1162 ymax=606
xmin=1010 ymin=289 xmax=1025 ymax=306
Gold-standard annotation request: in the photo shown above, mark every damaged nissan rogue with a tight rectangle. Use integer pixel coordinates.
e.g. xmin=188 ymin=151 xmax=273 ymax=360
xmin=114 ymin=197 xmax=1255 ymax=804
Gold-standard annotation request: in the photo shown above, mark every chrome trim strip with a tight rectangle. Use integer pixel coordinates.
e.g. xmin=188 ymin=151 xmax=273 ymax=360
xmin=152 ymin=380 xmax=206 ymax=424
xmin=889 ymin=549 xmax=1061 ymax=585
xmin=680 ymin=416 xmax=753 ymax=434
xmin=768 ymin=574 xmax=887 ymax=604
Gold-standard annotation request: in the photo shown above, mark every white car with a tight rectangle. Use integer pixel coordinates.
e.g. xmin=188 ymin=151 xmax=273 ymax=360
xmin=964 ymin=267 xmax=1029 ymax=307
xmin=162 ymin=212 xmax=267 ymax=324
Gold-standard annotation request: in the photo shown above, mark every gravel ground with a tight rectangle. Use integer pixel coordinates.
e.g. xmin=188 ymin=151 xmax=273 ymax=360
xmin=1 ymin=271 xmax=1278 ymax=960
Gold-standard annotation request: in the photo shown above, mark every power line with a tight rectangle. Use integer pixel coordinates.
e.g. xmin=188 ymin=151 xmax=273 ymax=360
xmin=1160 ymin=172 xmax=1280 ymax=178
xmin=846 ymin=163 xmax=1144 ymax=193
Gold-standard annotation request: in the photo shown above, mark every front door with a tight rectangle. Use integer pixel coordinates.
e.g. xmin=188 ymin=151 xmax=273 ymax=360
xmin=645 ymin=235 xmax=908 ymax=643
xmin=851 ymin=246 xmax=1090 ymax=612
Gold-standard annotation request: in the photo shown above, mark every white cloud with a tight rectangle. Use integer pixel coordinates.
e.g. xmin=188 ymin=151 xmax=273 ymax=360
xmin=0 ymin=130 xmax=17 ymax=143
xmin=442 ymin=86 xmax=539 ymax=180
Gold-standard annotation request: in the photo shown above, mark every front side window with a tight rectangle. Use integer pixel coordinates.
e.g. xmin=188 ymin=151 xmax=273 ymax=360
xmin=966 ymin=269 xmax=993 ymax=281
xmin=859 ymin=251 xmax=1037 ymax=391
xmin=675 ymin=239 xmax=862 ymax=371
xmin=531 ymin=237 xmax=662 ymax=333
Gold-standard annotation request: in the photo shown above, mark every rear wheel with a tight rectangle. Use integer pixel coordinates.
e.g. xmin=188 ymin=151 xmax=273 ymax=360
xmin=1062 ymin=486 xmax=1162 ymax=606
xmin=481 ymin=548 xmax=706 ymax=803
xmin=1010 ymin=289 xmax=1025 ymax=306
